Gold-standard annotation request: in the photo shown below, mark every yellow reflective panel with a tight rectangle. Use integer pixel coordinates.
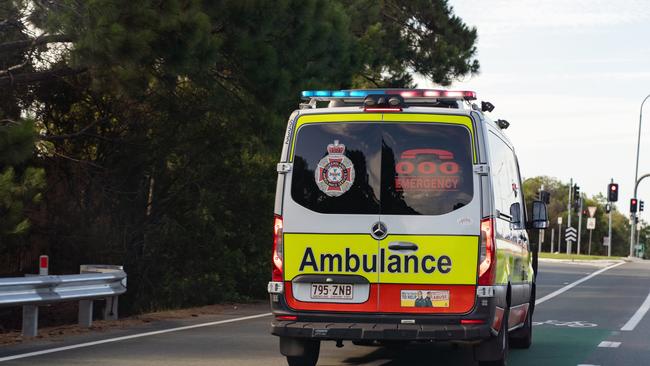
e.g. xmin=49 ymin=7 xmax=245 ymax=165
xmin=284 ymin=233 xmax=379 ymax=283
xmin=378 ymin=235 xmax=478 ymax=285
xmin=284 ymin=233 xmax=478 ymax=285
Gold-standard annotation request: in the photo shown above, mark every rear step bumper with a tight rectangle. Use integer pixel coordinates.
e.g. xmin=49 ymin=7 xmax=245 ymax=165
xmin=271 ymin=320 xmax=491 ymax=341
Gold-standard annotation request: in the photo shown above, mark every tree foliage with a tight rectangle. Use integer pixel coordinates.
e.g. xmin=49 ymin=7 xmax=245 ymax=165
xmin=1 ymin=0 xmax=480 ymax=312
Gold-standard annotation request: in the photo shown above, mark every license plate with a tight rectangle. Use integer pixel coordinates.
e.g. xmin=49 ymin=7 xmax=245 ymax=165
xmin=310 ymin=283 xmax=353 ymax=300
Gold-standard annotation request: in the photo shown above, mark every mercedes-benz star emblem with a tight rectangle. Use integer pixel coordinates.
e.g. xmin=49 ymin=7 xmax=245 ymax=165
xmin=371 ymin=221 xmax=388 ymax=240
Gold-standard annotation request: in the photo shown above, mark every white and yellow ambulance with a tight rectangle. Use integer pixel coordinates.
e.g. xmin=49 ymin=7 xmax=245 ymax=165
xmin=268 ymin=89 xmax=549 ymax=366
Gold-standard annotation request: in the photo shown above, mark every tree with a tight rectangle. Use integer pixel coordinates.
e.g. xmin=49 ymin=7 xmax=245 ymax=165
xmin=1 ymin=0 xmax=481 ymax=312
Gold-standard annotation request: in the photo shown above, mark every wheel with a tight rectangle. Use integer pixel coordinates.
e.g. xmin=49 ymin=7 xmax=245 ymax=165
xmin=286 ymin=340 xmax=320 ymax=366
xmin=476 ymin=308 xmax=509 ymax=366
xmin=509 ymin=304 xmax=532 ymax=349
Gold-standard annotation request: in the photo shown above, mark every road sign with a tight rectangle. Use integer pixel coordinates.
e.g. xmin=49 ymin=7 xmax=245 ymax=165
xmin=588 ymin=206 xmax=597 ymax=218
xmin=587 ymin=217 xmax=596 ymax=230
xmin=565 ymin=227 xmax=577 ymax=242
xmin=603 ymin=236 xmax=610 ymax=246
xmin=558 ymin=217 xmax=563 ymax=225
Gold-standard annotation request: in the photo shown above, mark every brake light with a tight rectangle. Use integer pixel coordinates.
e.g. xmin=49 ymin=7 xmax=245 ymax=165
xmin=478 ymin=218 xmax=496 ymax=285
xmin=272 ymin=215 xmax=284 ymax=282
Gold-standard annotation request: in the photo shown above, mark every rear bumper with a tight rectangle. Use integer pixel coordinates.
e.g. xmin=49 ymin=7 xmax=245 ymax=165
xmin=271 ymin=320 xmax=491 ymax=341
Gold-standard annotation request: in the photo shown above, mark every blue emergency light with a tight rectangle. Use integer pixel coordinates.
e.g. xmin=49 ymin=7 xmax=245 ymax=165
xmin=300 ymin=89 xmax=477 ymax=100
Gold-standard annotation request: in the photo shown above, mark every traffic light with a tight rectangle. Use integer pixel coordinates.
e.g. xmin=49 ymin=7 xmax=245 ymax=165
xmin=641 ymin=200 xmax=645 ymax=212
xmin=631 ymin=198 xmax=638 ymax=213
xmin=573 ymin=184 xmax=581 ymax=210
xmin=608 ymin=183 xmax=619 ymax=202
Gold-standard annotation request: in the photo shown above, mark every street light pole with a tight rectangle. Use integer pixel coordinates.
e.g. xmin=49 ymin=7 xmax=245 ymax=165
xmin=560 ymin=178 xmax=573 ymax=254
xmin=631 ymin=94 xmax=650 ymax=257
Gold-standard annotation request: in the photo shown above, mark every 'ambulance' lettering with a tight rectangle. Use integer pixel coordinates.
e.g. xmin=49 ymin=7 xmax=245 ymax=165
xmin=299 ymin=247 xmax=453 ymax=274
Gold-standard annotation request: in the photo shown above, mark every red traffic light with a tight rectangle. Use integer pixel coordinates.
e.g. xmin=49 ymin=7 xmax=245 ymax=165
xmin=608 ymin=183 xmax=619 ymax=202
xmin=631 ymin=198 xmax=638 ymax=213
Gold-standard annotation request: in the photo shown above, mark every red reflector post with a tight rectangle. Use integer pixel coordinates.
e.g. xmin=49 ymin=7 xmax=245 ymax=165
xmin=39 ymin=255 xmax=49 ymax=276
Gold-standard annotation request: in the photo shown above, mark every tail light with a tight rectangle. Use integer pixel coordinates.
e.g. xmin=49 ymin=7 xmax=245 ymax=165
xmin=272 ymin=215 xmax=284 ymax=281
xmin=478 ymin=218 xmax=496 ymax=285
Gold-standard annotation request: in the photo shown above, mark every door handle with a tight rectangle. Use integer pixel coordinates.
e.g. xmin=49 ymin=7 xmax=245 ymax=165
xmin=388 ymin=242 xmax=419 ymax=251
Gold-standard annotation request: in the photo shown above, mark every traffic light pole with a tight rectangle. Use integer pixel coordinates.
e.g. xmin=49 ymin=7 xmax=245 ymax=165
xmin=608 ymin=180 xmax=613 ymax=257
xmin=631 ymin=94 xmax=650 ymax=257
xmin=577 ymin=197 xmax=583 ymax=255
xmin=608 ymin=208 xmax=612 ymax=257
xmin=631 ymin=173 xmax=650 ymax=257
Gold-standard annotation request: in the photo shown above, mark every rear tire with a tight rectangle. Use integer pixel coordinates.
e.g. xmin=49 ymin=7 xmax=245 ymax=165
xmin=283 ymin=339 xmax=320 ymax=366
xmin=476 ymin=308 xmax=509 ymax=366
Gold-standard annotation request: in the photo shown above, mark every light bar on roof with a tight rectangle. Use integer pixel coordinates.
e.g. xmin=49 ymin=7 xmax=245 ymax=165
xmin=300 ymin=89 xmax=477 ymax=101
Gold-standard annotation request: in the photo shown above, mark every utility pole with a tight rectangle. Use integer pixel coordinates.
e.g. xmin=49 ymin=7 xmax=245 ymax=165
xmin=577 ymin=197 xmax=583 ymax=255
xmin=567 ymin=178 xmax=573 ymax=254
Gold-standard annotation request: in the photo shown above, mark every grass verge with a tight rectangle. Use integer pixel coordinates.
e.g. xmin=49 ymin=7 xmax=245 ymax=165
xmin=539 ymin=252 xmax=623 ymax=260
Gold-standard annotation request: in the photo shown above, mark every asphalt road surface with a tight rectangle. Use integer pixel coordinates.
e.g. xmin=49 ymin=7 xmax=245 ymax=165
xmin=2 ymin=260 xmax=650 ymax=366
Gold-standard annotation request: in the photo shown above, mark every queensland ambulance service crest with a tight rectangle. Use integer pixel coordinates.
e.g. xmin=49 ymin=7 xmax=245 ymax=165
xmin=315 ymin=140 xmax=355 ymax=197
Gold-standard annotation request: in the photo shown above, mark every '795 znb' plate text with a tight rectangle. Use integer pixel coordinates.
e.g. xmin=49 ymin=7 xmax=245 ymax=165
xmin=310 ymin=283 xmax=353 ymax=300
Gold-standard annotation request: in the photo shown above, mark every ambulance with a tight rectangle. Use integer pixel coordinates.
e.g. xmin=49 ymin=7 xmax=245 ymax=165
xmin=268 ymin=89 xmax=549 ymax=366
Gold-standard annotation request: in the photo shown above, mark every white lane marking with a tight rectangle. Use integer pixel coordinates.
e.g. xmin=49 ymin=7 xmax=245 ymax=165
xmin=0 ymin=312 xmax=272 ymax=363
xmin=621 ymin=289 xmax=650 ymax=331
xmin=536 ymin=262 xmax=625 ymax=305
xmin=577 ymin=364 xmax=600 ymax=366
xmin=597 ymin=341 xmax=621 ymax=348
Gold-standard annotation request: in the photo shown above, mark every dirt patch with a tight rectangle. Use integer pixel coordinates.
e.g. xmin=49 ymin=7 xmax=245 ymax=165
xmin=0 ymin=302 xmax=262 ymax=346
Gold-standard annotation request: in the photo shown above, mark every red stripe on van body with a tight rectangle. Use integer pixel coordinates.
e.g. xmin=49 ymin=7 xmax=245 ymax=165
xmin=377 ymin=284 xmax=476 ymax=314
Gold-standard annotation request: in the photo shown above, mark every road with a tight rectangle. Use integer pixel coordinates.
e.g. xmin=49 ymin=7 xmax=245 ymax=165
xmin=2 ymin=260 xmax=650 ymax=366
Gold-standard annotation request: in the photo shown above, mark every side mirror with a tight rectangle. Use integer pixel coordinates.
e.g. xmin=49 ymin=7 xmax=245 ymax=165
xmin=530 ymin=200 xmax=549 ymax=229
xmin=509 ymin=202 xmax=521 ymax=228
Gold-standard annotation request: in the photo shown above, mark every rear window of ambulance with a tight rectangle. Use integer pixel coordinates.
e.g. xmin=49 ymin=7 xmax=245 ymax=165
xmin=291 ymin=122 xmax=473 ymax=215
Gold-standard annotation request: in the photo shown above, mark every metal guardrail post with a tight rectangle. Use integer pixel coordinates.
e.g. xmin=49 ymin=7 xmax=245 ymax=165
xmin=78 ymin=300 xmax=94 ymax=328
xmin=22 ymin=305 xmax=38 ymax=337
xmin=104 ymin=296 xmax=118 ymax=321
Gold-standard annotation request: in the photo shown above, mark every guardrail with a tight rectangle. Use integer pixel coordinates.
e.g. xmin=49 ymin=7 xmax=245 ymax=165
xmin=0 ymin=265 xmax=127 ymax=337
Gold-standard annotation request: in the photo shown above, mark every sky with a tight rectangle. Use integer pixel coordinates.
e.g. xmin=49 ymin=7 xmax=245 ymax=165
xmin=418 ymin=0 xmax=650 ymax=221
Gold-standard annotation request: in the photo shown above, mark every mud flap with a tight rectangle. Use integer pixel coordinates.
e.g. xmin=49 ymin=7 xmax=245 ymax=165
xmin=280 ymin=336 xmax=320 ymax=357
